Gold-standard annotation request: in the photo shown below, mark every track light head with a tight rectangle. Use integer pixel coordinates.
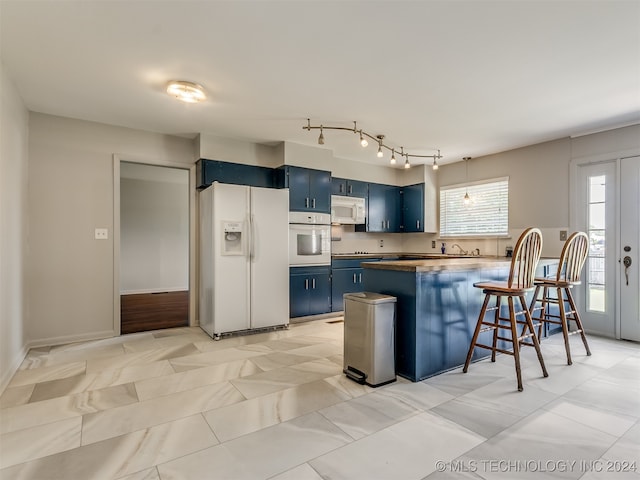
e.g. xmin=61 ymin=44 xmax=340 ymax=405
xmin=359 ymin=130 xmax=368 ymax=148
xmin=404 ymin=156 xmax=411 ymax=169
xmin=390 ymin=149 xmax=396 ymax=165
xmin=432 ymin=158 xmax=439 ymax=170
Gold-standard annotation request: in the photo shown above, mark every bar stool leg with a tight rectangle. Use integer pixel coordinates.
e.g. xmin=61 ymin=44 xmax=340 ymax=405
xmin=520 ymin=295 xmax=548 ymax=378
xmin=508 ymin=297 xmax=523 ymax=392
xmin=558 ymin=287 xmax=573 ymax=365
xmin=566 ymin=288 xmax=592 ymax=356
xmin=463 ymin=293 xmax=491 ymax=373
xmin=491 ymin=296 xmax=501 ymax=362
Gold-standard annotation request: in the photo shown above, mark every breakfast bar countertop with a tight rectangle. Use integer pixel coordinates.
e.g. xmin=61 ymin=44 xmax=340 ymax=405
xmin=360 ymin=256 xmax=559 ymax=272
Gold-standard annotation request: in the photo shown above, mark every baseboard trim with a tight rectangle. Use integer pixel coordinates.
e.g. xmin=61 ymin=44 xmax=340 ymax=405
xmin=0 ymin=343 xmax=30 ymax=394
xmin=26 ymin=330 xmax=117 ymax=349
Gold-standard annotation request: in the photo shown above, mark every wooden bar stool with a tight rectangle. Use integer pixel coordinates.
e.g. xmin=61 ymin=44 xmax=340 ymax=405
xmin=529 ymin=231 xmax=591 ymax=365
xmin=463 ymin=227 xmax=548 ymax=391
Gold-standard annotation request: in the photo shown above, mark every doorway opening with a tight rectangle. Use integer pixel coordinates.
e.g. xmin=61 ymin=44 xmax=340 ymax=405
xmin=119 ymin=162 xmax=190 ymax=334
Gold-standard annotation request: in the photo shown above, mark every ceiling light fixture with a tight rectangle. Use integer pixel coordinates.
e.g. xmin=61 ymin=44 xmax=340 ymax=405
xmin=463 ymin=157 xmax=471 ymax=206
xmin=166 ymin=80 xmax=206 ymax=103
xmin=304 ymin=119 xmax=442 ymax=168
xmin=377 ymin=135 xmax=384 ymax=158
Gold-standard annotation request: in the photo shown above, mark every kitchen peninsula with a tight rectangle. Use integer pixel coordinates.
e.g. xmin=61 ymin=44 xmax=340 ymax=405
xmin=361 ymin=257 xmax=557 ymax=381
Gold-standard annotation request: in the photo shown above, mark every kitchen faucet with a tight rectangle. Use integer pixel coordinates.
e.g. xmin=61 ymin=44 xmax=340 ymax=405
xmin=451 ymin=243 xmax=468 ymax=255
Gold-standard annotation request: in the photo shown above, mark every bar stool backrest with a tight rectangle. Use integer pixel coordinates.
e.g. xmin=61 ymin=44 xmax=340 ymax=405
xmin=557 ymin=231 xmax=589 ymax=283
xmin=508 ymin=227 xmax=543 ymax=289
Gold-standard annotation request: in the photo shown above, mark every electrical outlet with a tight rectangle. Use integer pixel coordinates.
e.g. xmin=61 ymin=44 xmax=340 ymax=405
xmin=431 ymin=240 xmax=436 ymax=248
xmin=379 ymin=239 xmax=384 ymax=248
xmin=95 ymin=228 xmax=109 ymax=240
xmin=560 ymin=230 xmax=567 ymax=241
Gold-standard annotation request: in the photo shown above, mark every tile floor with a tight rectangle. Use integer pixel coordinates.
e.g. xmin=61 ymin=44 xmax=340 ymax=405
xmin=0 ymin=319 xmax=638 ymax=479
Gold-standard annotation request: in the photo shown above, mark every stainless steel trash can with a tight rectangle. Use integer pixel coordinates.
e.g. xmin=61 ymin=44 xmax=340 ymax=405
xmin=343 ymin=292 xmax=396 ymax=387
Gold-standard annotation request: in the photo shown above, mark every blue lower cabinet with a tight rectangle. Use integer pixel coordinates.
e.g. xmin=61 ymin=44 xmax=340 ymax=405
xmin=290 ymin=266 xmax=331 ymax=318
xmin=331 ymin=267 xmax=364 ymax=312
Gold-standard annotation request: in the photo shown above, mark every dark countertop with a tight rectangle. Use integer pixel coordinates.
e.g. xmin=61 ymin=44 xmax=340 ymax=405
xmin=360 ymin=256 xmax=559 ymax=273
xmin=331 ymin=252 xmax=469 ymax=260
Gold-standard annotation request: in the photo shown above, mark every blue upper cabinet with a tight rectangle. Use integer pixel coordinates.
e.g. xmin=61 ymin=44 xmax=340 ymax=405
xmin=331 ymin=177 xmax=368 ymax=198
xmin=366 ymin=183 xmax=402 ymax=232
xmin=278 ymin=165 xmax=331 ymax=213
xmin=401 ymin=183 xmax=425 ymax=232
xmin=196 ymin=159 xmax=277 ymax=190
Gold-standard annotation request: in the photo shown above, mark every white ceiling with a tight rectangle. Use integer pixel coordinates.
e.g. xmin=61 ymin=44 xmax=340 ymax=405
xmin=2 ymin=1 xmax=639 ymax=167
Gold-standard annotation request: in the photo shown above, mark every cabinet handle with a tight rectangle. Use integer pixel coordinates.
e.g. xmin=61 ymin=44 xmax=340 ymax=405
xmin=312 ymin=278 xmax=316 ymax=289
xmin=353 ymin=273 xmax=357 ymax=283
xmin=358 ymin=273 xmax=362 ymax=283
xmin=386 ymin=220 xmax=390 ymax=229
xmin=312 ymin=198 xmax=316 ymax=209
xmin=305 ymin=197 xmax=309 ymax=208
xmin=382 ymin=220 xmax=385 ymax=229
xmin=417 ymin=220 xmax=420 ymax=229
xmin=305 ymin=278 xmax=309 ymax=290
xmin=340 ymin=184 xmax=344 ymax=193
xmin=348 ymin=184 xmax=352 ymax=194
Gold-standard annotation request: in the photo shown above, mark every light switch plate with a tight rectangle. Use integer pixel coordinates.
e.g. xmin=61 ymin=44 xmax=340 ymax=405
xmin=560 ymin=230 xmax=567 ymax=241
xmin=95 ymin=228 xmax=108 ymax=240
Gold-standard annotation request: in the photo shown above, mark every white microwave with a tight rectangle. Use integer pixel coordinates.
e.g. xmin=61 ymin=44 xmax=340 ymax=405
xmin=331 ymin=195 xmax=365 ymax=224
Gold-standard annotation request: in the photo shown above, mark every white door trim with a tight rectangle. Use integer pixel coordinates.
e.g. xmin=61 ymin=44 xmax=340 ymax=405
xmin=112 ymin=154 xmax=197 ymax=336
xmin=569 ymin=147 xmax=640 ymax=339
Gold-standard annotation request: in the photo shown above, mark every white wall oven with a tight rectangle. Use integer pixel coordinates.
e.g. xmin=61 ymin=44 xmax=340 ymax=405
xmin=289 ymin=212 xmax=331 ymax=266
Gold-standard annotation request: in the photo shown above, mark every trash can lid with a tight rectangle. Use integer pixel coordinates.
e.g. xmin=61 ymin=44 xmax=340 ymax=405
xmin=343 ymin=292 xmax=397 ymax=304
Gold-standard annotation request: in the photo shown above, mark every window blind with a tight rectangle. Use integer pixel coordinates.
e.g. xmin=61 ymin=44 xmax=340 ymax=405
xmin=439 ymin=177 xmax=509 ymax=237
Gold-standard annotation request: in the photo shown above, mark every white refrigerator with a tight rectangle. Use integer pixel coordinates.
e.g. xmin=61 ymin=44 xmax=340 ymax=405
xmin=199 ymin=183 xmax=289 ymax=338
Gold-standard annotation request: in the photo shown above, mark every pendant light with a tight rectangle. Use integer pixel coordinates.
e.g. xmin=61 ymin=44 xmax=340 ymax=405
xmin=463 ymin=157 xmax=471 ymax=205
xmin=318 ymin=126 xmax=324 ymax=145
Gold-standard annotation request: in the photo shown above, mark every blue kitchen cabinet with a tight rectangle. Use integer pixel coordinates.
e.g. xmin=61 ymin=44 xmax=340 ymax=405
xmin=331 ymin=177 xmax=368 ymax=197
xmin=290 ymin=266 xmax=331 ymax=317
xmin=196 ymin=159 xmax=276 ymax=190
xmin=401 ymin=183 xmax=425 ymax=232
xmin=366 ymin=183 xmax=401 ymax=232
xmin=278 ymin=166 xmax=331 ymax=213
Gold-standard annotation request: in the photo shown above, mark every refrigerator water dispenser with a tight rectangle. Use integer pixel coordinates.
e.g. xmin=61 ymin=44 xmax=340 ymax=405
xmin=222 ymin=221 xmax=243 ymax=255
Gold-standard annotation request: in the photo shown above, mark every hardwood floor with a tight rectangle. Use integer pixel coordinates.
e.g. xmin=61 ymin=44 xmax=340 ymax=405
xmin=120 ymin=291 xmax=189 ymax=334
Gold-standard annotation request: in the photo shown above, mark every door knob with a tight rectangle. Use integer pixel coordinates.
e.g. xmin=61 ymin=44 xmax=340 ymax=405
xmin=623 ymin=256 xmax=632 ymax=286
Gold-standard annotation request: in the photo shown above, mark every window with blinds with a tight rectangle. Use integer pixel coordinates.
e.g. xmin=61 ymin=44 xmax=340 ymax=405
xmin=439 ymin=177 xmax=509 ymax=237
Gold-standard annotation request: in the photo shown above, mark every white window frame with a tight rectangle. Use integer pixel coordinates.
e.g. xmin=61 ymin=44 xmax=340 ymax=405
xmin=439 ymin=176 xmax=509 ymax=238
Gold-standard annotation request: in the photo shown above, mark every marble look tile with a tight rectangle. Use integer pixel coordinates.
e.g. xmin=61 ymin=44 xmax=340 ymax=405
xmin=460 ymin=410 xmax=619 ymax=480
xmin=248 ymin=351 xmax=318 ymax=371
xmin=286 ymin=342 xmax=343 ymax=358
xmin=310 ymin=411 xmax=485 ymax=480
xmin=601 ymin=421 xmax=640 ymax=465
xmin=156 ymin=444 xmax=258 ymax=480
xmin=542 ymin=398 xmax=637 ymax=437
xmin=86 ymin=344 xmax=199 ymax=373
xmin=26 ymin=360 xmax=174 ymax=401
xmin=117 ymin=467 xmax=160 ymax=480
xmin=8 ymin=361 xmax=86 ymax=388
xmin=1 ymin=415 xmax=217 ymax=480
xmin=204 ymin=378 xmax=351 ymax=442
xmin=422 ymin=370 xmax=505 ymax=397
xmin=230 ymin=359 xmax=341 ymax=399
xmin=269 ymin=463 xmax=324 ymax=480
xmin=561 ymin=375 xmax=640 ymax=419
xmin=81 ymin=381 xmax=244 ymax=445
xmin=19 ymin=343 xmax=126 ymax=370
xmin=0 ymin=416 xmax=82 ymax=468
xmin=1 ymin=383 xmax=138 ymax=434
xmin=431 ymin=396 xmax=524 ymax=439
xmin=0 ymin=384 xmax=34 ymax=409
xmin=134 ymin=358 xmax=261 ymax=400
xmin=377 ymin=380 xmax=455 ymax=411
xmin=168 ymin=346 xmax=264 ymax=372
xmin=525 ymin=361 xmax=602 ymax=395
xmin=323 ymin=374 xmax=374 ymax=399
xmin=319 ymin=390 xmax=423 ymax=440
xmin=122 ymin=332 xmax=210 ymax=353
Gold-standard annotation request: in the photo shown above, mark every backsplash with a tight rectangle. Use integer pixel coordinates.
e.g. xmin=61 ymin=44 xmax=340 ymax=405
xmin=333 ymin=226 xmax=568 ymax=258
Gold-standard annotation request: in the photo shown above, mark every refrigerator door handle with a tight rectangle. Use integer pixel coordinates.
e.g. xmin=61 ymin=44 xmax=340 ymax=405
xmin=249 ymin=214 xmax=256 ymax=260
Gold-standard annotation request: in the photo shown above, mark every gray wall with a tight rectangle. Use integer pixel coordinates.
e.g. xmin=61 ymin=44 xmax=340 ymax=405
xmin=26 ymin=113 xmax=195 ymax=346
xmin=0 ymin=60 xmax=29 ymax=390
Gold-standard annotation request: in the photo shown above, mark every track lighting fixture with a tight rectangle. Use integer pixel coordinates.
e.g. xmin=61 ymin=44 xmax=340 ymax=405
xmin=304 ymin=119 xmax=442 ymax=168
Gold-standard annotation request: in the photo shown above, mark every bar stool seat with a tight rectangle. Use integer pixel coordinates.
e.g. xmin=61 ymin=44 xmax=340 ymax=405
xmin=463 ymin=227 xmax=548 ymax=391
xmin=529 ymin=231 xmax=591 ymax=365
